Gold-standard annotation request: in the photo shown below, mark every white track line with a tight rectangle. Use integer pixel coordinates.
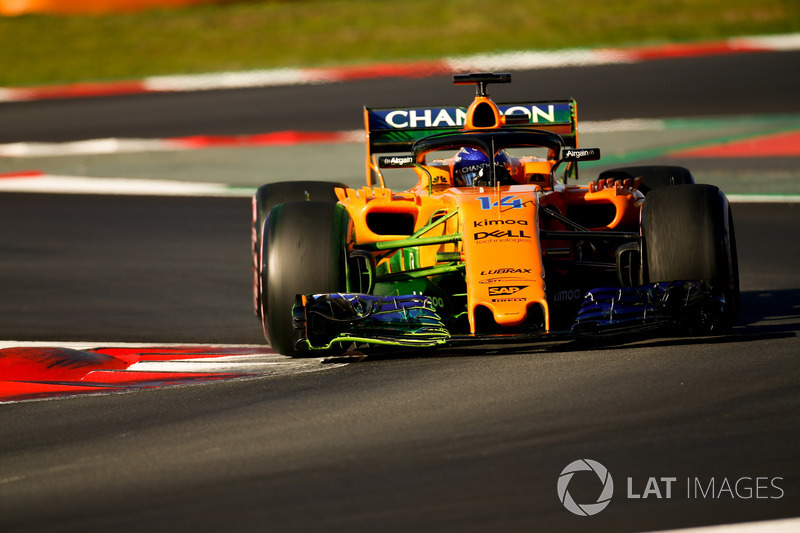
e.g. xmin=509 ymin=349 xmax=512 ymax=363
xmin=645 ymin=516 xmax=800 ymax=533
xmin=0 ymin=340 xmax=266 ymax=349
xmin=0 ymin=173 xmax=798 ymax=201
xmin=726 ymin=194 xmax=800 ymax=203
xmin=0 ymin=174 xmax=245 ymax=196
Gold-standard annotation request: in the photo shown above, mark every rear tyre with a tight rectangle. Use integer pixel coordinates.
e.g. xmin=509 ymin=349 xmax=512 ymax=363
xmin=598 ymin=165 xmax=694 ymax=195
xmin=252 ymin=181 xmax=345 ymax=316
xmin=259 ymin=201 xmax=351 ymax=356
xmin=643 ymin=184 xmax=739 ymax=330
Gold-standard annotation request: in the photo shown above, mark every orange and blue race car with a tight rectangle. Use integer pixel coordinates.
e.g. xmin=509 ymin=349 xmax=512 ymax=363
xmin=251 ymin=73 xmax=739 ymax=356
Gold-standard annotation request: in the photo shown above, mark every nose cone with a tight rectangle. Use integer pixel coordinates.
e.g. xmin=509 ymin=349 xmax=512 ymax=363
xmin=451 ymin=186 xmax=550 ymax=333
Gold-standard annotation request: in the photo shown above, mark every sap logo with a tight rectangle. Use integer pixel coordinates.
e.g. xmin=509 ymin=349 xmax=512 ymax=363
xmin=473 ymin=230 xmax=530 ymax=240
xmin=488 ymin=286 xmax=527 ymax=296
xmin=473 ymin=219 xmax=528 ymax=228
xmin=481 ymin=268 xmax=531 ymax=275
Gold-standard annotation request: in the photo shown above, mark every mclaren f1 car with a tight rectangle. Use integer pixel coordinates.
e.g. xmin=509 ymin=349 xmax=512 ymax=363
xmin=251 ymin=73 xmax=739 ymax=356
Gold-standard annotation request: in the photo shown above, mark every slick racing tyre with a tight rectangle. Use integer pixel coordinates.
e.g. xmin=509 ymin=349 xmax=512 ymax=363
xmin=252 ymin=181 xmax=345 ymax=317
xmin=259 ymin=201 xmax=351 ymax=356
xmin=598 ymin=165 xmax=694 ymax=195
xmin=643 ymin=184 xmax=740 ymax=330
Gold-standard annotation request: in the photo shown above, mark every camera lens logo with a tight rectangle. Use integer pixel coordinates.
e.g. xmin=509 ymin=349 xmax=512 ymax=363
xmin=557 ymin=459 xmax=614 ymax=516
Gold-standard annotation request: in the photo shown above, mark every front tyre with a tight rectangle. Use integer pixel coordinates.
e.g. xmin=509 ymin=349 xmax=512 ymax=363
xmin=643 ymin=184 xmax=739 ymax=331
xmin=259 ymin=201 xmax=351 ymax=356
xmin=252 ymin=181 xmax=345 ymax=317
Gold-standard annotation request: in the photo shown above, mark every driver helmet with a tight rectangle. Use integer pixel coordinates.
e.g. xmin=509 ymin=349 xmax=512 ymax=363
xmin=453 ymin=147 xmax=512 ymax=186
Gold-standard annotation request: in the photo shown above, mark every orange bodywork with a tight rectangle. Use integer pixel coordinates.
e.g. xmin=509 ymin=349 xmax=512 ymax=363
xmin=336 ymin=182 xmax=551 ymax=333
xmin=451 ymin=186 xmax=548 ymax=331
xmin=336 ymin=77 xmax=643 ymax=335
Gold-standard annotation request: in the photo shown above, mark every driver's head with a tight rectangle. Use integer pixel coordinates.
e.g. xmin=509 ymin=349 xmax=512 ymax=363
xmin=453 ymin=147 xmax=513 ymax=186
xmin=453 ymin=147 xmax=490 ymax=186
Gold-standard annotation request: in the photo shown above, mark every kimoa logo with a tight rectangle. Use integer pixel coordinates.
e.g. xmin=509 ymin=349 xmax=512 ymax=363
xmin=473 ymin=219 xmax=528 ymax=227
xmin=557 ymin=459 xmax=614 ymax=516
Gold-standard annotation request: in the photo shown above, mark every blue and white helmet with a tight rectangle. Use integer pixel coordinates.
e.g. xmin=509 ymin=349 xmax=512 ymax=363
xmin=453 ymin=148 xmax=489 ymax=186
xmin=453 ymin=147 xmax=512 ymax=186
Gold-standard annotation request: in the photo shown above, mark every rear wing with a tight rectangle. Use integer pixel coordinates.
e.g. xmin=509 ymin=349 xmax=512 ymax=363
xmin=364 ymin=100 xmax=577 ymax=185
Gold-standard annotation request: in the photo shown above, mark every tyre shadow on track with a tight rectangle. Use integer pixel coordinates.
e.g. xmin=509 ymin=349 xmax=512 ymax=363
xmin=322 ymin=289 xmax=799 ymax=362
xmin=737 ymin=288 xmax=800 ymax=333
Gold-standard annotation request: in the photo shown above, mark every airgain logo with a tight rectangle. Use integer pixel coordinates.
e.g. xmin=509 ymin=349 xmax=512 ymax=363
xmin=557 ymin=459 xmax=614 ymax=516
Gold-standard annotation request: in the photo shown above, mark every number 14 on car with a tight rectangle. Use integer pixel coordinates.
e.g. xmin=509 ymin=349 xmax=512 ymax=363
xmin=478 ymin=196 xmax=523 ymax=210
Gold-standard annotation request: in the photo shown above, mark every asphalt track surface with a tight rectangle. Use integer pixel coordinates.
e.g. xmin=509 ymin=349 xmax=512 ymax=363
xmin=1 ymin=52 xmax=799 ymax=532
xmin=2 ymin=51 xmax=800 ymax=143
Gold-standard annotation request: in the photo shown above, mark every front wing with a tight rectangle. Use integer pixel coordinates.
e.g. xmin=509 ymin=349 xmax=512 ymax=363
xmin=291 ymin=281 xmax=730 ymax=352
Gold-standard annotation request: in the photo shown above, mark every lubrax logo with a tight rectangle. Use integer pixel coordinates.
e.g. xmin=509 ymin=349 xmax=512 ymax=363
xmin=488 ymin=285 xmax=527 ymax=296
xmin=473 ymin=219 xmax=528 ymax=227
xmin=473 ymin=230 xmax=530 ymax=240
xmin=480 ymin=268 xmax=531 ymax=275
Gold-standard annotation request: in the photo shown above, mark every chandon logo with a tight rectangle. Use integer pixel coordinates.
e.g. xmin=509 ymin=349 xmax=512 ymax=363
xmin=557 ymin=459 xmax=614 ymax=516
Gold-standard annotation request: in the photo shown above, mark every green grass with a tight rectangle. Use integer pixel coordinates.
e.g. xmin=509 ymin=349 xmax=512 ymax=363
xmin=1 ymin=0 xmax=798 ymax=86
